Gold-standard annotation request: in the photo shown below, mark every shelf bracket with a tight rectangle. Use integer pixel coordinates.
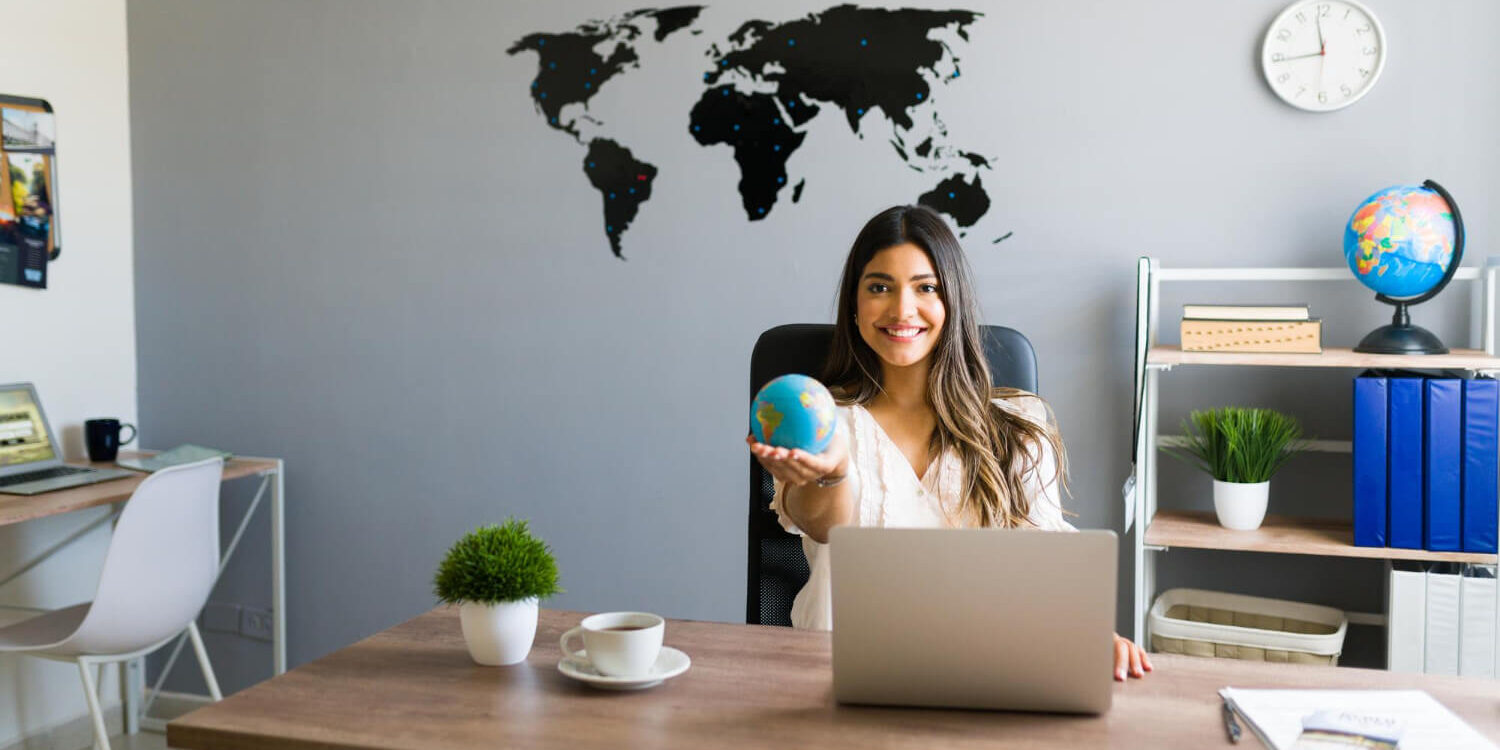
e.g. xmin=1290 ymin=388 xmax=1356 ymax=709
xmin=1146 ymin=363 xmax=1173 ymax=373
xmin=1145 ymin=544 xmax=1169 ymax=553
xmin=1344 ymin=611 xmax=1386 ymax=627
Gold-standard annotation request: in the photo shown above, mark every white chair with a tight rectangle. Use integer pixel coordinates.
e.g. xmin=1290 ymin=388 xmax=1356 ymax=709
xmin=0 ymin=457 xmax=225 ymax=750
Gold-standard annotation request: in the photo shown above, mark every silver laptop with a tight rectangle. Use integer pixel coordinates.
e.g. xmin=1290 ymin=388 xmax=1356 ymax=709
xmin=0 ymin=383 xmax=136 ymax=495
xmin=829 ymin=527 xmax=1117 ymax=714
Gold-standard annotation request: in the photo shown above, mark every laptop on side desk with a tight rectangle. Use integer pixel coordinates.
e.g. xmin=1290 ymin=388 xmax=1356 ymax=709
xmin=829 ymin=527 xmax=1118 ymax=714
xmin=0 ymin=382 xmax=136 ymax=495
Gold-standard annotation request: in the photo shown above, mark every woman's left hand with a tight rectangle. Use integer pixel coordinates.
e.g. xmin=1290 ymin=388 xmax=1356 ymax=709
xmin=1113 ymin=633 xmax=1153 ymax=681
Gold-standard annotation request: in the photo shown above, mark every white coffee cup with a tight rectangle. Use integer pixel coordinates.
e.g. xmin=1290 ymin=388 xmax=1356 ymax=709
xmin=559 ymin=611 xmax=664 ymax=677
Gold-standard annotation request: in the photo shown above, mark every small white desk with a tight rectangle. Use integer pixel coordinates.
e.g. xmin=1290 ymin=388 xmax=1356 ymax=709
xmin=0 ymin=451 xmax=285 ymax=734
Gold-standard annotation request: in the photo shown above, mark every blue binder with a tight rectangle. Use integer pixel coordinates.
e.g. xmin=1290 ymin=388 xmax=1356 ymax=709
xmin=1352 ymin=375 xmax=1388 ymax=547
xmin=1463 ymin=379 xmax=1499 ymax=553
xmin=1388 ymin=378 xmax=1425 ymax=549
xmin=1424 ymin=379 xmax=1463 ymax=551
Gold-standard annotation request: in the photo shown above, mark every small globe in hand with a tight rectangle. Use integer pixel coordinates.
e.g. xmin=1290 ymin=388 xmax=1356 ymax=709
xmin=751 ymin=374 xmax=837 ymax=454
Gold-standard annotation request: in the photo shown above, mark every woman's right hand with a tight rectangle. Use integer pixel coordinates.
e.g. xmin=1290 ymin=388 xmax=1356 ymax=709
xmin=746 ymin=420 xmax=849 ymax=489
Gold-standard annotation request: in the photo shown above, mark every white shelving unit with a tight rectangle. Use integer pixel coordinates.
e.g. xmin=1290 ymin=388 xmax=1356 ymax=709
xmin=1129 ymin=257 xmax=1500 ymax=662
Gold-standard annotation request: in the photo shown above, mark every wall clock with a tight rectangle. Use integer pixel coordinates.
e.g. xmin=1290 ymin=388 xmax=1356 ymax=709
xmin=1261 ymin=0 xmax=1386 ymax=112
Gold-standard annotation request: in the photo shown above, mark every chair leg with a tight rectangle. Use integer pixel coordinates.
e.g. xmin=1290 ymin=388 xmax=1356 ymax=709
xmin=76 ymin=658 xmax=112 ymax=750
xmin=186 ymin=621 xmax=223 ymax=701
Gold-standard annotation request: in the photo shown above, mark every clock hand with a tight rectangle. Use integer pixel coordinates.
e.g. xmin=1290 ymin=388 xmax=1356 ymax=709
xmin=1315 ymin=8 xmax=1327 ymax=95
xmin=1277 ymin=51 xmax=1325 ymax=61
xmin=1318 ymin=49 xmax=1326 ymax=97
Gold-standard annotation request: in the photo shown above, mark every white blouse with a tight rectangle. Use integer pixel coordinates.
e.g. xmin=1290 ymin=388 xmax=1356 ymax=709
xmin=770 ymin=394 xmax=1076 ymax=631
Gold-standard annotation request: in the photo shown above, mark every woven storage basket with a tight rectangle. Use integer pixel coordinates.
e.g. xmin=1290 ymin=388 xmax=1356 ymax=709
xmin=1149 ymin=588 xmax=1347 ymax=665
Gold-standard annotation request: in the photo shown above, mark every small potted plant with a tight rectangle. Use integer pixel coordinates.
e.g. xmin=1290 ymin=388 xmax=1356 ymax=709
xmin=434 ymin=518 xmax=561 ymax=665
xmin=1167 ymin=407 xmax=1303 ymax=531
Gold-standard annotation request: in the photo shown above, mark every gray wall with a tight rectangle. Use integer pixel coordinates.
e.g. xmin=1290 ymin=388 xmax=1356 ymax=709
xmin=128 ymin=0 xmax=1500 ymax=691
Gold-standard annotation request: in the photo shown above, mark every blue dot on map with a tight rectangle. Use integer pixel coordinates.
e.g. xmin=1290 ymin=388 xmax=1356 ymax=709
xmin=948 ymin=192 xmax=955 ymax=199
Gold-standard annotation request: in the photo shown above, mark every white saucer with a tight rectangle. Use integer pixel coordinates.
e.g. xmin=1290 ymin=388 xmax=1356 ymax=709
xmin=557 ymin=646 xmax=691 ymax=690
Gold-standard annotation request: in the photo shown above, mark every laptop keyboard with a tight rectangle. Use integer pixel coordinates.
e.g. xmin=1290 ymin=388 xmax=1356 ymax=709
xmin=0 ymin=465 xmax=92 ymax=487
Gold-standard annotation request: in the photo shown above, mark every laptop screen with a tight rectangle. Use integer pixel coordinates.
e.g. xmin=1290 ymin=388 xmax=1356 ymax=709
xmin=0 ymin=385 xmax=56 ymax=467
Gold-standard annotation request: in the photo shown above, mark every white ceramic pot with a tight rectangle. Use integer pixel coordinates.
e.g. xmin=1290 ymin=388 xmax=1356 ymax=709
xmin=459 ymin=598 xmax=539 ymax=666
xmin=1213 ymin=479 xmax=1270 ymax=530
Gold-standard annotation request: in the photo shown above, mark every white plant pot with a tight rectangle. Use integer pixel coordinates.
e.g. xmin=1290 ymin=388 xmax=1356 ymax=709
xmin=1213 ymin=479 xmax=1270 ymax=530
xmin=459 ymin=598 xmax=539 ymax=666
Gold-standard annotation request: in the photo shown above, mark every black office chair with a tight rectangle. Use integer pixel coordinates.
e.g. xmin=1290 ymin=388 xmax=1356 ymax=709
xmin=747 ymin=323 xmax=1039 ymax=626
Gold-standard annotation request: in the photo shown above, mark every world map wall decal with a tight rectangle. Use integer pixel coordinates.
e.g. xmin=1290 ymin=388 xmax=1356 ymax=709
xmin=508 ymin=5 xmax=993 ymax=259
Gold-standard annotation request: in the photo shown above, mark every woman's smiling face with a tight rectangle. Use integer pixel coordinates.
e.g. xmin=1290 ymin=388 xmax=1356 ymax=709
xmin=855 ymin=242 xmax=946 ymax=373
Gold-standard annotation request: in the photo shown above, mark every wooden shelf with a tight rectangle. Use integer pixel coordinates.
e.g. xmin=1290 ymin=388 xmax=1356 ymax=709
xmin=1148 ymin=345 xmax=1500 ymax=371
xmin=1144 ymin=510 xmax=1498 ymax=564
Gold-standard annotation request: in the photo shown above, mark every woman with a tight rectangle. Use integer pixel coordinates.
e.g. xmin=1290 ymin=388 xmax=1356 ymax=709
xmin=747 ymin=204 xmax=1152 ymax=681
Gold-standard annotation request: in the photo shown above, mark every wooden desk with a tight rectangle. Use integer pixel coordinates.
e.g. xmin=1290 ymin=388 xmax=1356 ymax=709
xmin=168 ymin=608 xmax=1500 ymax=749
xmin=0 ymin=453 xmax=278 ymax=525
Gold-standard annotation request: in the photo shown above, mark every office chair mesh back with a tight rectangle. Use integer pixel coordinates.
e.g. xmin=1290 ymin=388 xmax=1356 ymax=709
xmin=748 ymin=323 xmax=1038 ymax=626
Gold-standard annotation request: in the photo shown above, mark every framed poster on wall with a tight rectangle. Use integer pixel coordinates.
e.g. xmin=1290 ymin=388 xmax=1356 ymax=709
xmin=0 ymin=94 xmax=58 ymax=289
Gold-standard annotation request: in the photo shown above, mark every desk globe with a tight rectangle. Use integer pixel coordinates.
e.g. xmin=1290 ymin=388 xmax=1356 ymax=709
xmin=1344 ymin=179 xmax=1466 ymax=354
xmin=751 ymin=374 xmax=837 ymax=453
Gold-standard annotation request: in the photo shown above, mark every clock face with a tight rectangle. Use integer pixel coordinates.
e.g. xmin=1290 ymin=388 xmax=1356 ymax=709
xmin=1261 ymin=0 xmax=1386 ymax=112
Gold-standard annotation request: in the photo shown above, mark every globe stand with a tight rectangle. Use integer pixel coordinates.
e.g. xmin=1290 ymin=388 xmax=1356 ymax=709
xmin=1355 ymin=303 xmax=1449 ymax=355
xmin=1352 ymin=179 xmax=1465 ymax=356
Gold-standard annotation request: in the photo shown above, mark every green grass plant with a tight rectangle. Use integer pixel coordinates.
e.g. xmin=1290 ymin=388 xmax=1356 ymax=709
xmin=434 ymin=518 xmax=561 ymax=605
xmin=1166 ymin=407 xmax=1303 ymax=484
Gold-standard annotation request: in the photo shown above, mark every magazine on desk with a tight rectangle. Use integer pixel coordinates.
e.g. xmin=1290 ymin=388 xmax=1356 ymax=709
xmin=115 ymin=445 xmax=232 ymax=473
xmin=1219 ymin=688 xmax=1496 ymax=750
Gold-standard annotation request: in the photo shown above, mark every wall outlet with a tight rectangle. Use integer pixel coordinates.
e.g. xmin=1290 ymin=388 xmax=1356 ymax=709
xmin=201 ymin=602 xmax=241 ymax=634
xmin=240 ymin=606 xmax=273 ymax=642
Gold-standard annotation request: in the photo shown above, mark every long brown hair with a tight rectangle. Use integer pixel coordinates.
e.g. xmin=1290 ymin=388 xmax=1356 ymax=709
xmin=822 ymin=205 xmax=1068 ymax=528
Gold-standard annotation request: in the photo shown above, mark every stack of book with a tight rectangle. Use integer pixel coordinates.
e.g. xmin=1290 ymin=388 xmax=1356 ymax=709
xmin=1180 ymin=304 xmax=1321 ymax=354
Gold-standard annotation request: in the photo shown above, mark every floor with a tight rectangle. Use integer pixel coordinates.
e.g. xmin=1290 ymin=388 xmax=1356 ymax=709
xmin=66 ymin=694 xmax=197 ymax=750
xmin=78 ymin=733 xmax=168 ymax=750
